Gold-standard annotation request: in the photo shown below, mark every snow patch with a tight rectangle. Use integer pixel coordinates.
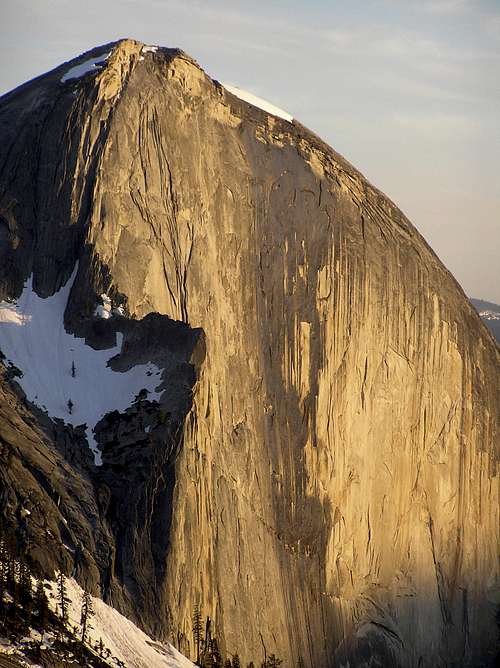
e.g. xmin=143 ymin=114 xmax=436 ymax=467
xmin=222 ymin=84 xmax=293 ymax=122
xmin=0 ymin=306 xmax=28 ymax=325
xmin=47 ymin=577 xmax=194 ymax=668
xmin=0 ymin=266 xmax=162 ymax=465
xmin=95 ymin=304 xmax=111 ymax=319
xmin=142 ymin=45 xmax=159 ymax=53
xmin=94 ymin=293 xmax=112 ymax=319
xmin=479 ymin=310 xmax=500 ymax=320
xmin=61 ymin=52 xmax=111 ymax=83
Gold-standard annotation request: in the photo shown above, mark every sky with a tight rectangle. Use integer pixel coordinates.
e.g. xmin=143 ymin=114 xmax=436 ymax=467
xmin=1 ymin=0 xmax=499 ymax=301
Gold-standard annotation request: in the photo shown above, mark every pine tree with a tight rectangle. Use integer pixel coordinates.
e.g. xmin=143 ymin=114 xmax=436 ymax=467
xmin=0 ymin=536 xmax=7 ymax=584
xmin=200 ymin=616 xmax=213 ymax=666
xmin=224 ymin=660 xmax=232 ymax=668
xmin=5 ymin=555 xmax=14 ymax=596
xmin=12 ymin=558 xmax=21 ymax=606
xmin=192 ymin=604 xmax=203 ymax=664
xmin=71 ymin=361 xmax=76 ymax=378
xmin=34 ymin=579 xmax=49 ymax=628
xmin=57 ymin=571 xmax=70 ymax=626
xmin=0 ymin=537 xmax=7 ymax=607
xmin=80 ymin=590 xmax=94 ymax=643
xmin=0 ymin=528 xmax=18 ymax=632
xmin=210 ymin=637 xmax=222 ymax=667
xmin=203 ymin=651 xmax=214 ymax=668
xmin=17 ymin=557 xmax=33 ymax=627
xmin=232 ymin=654 xmax=241 ymax=668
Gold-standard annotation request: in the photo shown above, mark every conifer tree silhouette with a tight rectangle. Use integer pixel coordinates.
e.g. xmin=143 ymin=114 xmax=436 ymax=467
xmin=57 ymin=571 xmax=70 ymax=626
xmin=80 ymin=589 xmax=94 ymax=643
xmin=192 ymin=604 xmax=203 ymax=663
xmin=34 ymin=578 xmax=49 ymax=628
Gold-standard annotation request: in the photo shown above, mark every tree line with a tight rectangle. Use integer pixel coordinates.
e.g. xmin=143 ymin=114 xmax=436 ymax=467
xmin=0 ymin=522 xmax=290 ymax=667
xmin=0 ymin=523 xmax=120 ymax=666
xmin=191 ymin=605 xmax=282 ymax=668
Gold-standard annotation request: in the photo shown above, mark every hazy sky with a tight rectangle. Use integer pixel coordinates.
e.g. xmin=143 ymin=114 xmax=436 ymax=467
xmin=1 ymin=0 xmax=499 ymax=301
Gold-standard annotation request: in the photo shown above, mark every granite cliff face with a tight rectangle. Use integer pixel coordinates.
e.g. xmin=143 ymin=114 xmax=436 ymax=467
xmin=0 ymin=39 xmax=498 ymax=667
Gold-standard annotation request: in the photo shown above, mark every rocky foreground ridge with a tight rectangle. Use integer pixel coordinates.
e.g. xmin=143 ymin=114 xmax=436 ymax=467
xmin=0 ymin=39 xmax=498 ymax=667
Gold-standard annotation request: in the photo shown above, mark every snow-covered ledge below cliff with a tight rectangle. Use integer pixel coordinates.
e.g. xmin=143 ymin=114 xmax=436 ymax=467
xmin=42 ymin=577 xmax=194 ymax=668
xmin=0 ymin=266 xmax=162 ymax=465
xmin=222 ymin=83 xmax=293 ymax=122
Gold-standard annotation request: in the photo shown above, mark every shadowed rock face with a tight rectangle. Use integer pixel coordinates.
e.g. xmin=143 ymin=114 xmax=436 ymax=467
xmin=0 ymin=39 xmax=498 ymax=667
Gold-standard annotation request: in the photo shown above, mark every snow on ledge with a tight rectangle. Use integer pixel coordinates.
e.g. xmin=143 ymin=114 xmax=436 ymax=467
xmin=45 ymin=576 xmax=194 ymax=668
xmin=61 ymin=52 xmax=111 ymax=83
xmin=94 ymin=293 xmax=112 ymax=319
xmin=222 ymin=83 xmax=293 ymax=122
xmin=0 ymin=266 xmax=162 ymax=466
xmin=142 ymin=45 xmax=159 ymax=53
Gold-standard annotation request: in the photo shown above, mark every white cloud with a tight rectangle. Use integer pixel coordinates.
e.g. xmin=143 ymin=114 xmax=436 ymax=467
xmin=392 ymin=111 xmax=478 ymax=135
xmin=413 ymin=0 xmax=476 ymax=14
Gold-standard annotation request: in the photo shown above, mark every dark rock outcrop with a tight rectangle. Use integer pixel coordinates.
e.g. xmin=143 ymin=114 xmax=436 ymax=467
xmin=0 ymin=39 xmax=498 ymax=667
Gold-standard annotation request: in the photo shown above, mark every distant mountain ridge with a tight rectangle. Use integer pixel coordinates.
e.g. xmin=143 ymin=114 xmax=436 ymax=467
xmin=470 ymin=297 xmax=500 ymax=343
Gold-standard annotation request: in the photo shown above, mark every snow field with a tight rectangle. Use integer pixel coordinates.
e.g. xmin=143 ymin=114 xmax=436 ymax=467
xmin=46 ymin=577 xmax=194 ymax=668
xmin=0 ymin=266 xmax=162 ymax=465
xmin=222 ymin=84 xmax=293 ymax=122
xmin=61 ymin=52 xmax=111 ymax=83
